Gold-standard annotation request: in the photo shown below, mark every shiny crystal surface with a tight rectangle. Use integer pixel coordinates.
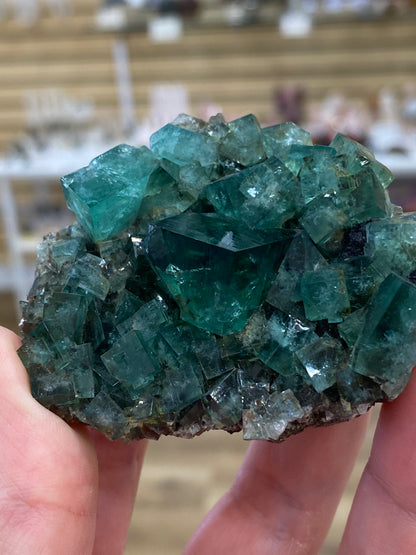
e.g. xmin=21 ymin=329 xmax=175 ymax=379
xmin=19 ymin=114 xmax=416 ymax=442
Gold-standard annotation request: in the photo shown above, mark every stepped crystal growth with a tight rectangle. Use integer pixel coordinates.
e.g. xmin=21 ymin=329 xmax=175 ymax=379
xmin=18 ymin=114 xmax=416 ymax=441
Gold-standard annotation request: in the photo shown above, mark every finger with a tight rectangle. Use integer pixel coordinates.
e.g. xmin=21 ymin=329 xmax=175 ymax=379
xmin=185 ymin=415 xmax=369 ymax=555
xmin=0 ymin=326 xmax=30 ymax=396
xmin=339 ymin=372 xmax=416 ymax=554
xmin=0 ymin=326 xmax=21 ymax=350
xmin=89 ymin=430 xmax=147 ymax=555
xmin=0 ymin=327 xmax=99 ymax=554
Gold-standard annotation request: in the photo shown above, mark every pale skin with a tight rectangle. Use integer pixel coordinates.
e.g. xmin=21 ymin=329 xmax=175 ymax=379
xmin=1 ymin=326 xmax=416 ymax=554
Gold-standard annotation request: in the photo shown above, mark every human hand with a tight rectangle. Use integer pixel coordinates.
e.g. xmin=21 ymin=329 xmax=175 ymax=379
xmin=0 ymin=326 xmax=147 ymax=554
xmin=1 ymin=325 xmax=416 ymax=555
xmin=186 ymin=372 xmax=416 ymax=554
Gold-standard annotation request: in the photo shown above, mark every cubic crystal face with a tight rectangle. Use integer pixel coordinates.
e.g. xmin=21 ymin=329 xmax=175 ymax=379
xmin=18 ymin=113 xmax=416 ymax=442
xmin=144 ymin=212 xmax=293 ymax=335
xmin=61 ymin=144 xmax=158 ymax=241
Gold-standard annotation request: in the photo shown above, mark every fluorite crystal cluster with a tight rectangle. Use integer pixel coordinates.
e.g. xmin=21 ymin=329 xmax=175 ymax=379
xmin=19 ymin=114 xmax=416 ymax=441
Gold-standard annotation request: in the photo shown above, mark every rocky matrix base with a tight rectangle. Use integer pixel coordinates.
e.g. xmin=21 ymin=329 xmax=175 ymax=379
xmin=18 ymin=113 xmax=416 ymax=441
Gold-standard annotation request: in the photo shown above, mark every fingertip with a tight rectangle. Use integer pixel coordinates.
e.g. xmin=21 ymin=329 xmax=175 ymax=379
xmin=338 ymin=373 xmax=416 ymax=555
xmin=374 ymin=369 xmax=416 ymax=451
xmin=0 ymin=325 xmax=22 ymax=350
xmin=88 ymin=427 xmax=148 ymax=466
xmin=0 ymin=325 xmax=30 ymax=394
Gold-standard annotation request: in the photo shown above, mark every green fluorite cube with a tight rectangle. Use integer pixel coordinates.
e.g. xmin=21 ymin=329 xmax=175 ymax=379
xmin=61 ymin=144 xmax=158 ymax=241
xmin=150 ymin=123 xmax=218 ymax=168
xmin=205 ymin=157 xmax=299 ymax=230
xmin=219 ymin=114 xmax=266 ymax=167
xmin=257 ymin=310 xmax=318 ymax=376
xmin=301 ymin=268 xmax=350 ymax=323
xmin=101 ymin=330 xmax=159 ymax=388
xmin=353 ymin=274 xmax=416 ymax=382
xmin=330 ymin=133 xmax=394 ymax=189
xmin=296 ymin=337 xmax=346 ymax=393
xmin=144 ymin=212 xmax=293 ymax=335
xmin=365 ymin=213 xmax=416 ymax=276
xmin=65 ymin=253 xmax=110 ymax=301
xmin=43 ymin=292 xmax=89 ymax=344
xmin=261 ymin=121 xmax=313 ymax=159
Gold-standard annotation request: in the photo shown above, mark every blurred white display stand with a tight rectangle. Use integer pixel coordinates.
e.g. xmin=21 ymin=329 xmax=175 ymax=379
xmin=95 ymin=5 xmax=128 ymax=31
xmin=376 ymin=153 xmax=416 ymax=178
xmin=0 ymin=0 xmax=71 ymax=26
xmin=113 ymin=41 xmax=137 ymax=135
xmin=148 ymin=14 xmax=183 ymax=43
xmin=139 ymin=83 xmax=189 ymax=137
xmin=279 ymin=0 xmax=312 ymax=38
xmin=23 ymin=89 xmax=93 ymax=129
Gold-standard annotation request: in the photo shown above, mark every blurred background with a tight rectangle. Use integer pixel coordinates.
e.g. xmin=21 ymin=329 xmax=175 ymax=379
xmin=0 ymin=0 xmax=415 ymax=553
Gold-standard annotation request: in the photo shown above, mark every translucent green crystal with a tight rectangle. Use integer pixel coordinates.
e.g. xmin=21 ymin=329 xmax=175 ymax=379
xmin=101 ymin=330 xmax=159 ymax=388
xmin=286 ymin=145 xmax=340 ymax=203
xmin=267 ymin=231 xmax=327 ymax=318
xmin=206 ymin=371 xmax=242 ymax=428
xmin=330 ymin=133 xmax=394 ymax=189
xmin=261 ymin=121 xmax=313 ymax=159
xmin=353 ymin=273 xmax=416 ymax=382
xmin=65 ymin=253 xmax=110 ymax=301
xmin=365 ymin=213 xmax=416 ymax=276
xmin=150 ymin=123 xmax=218 ymax=168
xmin=18 ymin=114 xmax=416 ymax=442
xmin=301 ymin=268 xmax=350 ymax=323
xmin=69 ymin=344 xmax=95 ymax=399
xmin=144 ymin=212 xmax=293 ymax=335
xmin=219 ymin=114 xmax=266 ymax=167
xmin=61 ymin=145 xmax=158 ymax=242
xmin=205 ymin=157 xmax=300 ymax=230
xmin=257 ymin=310 xmax=318 ymax=377
xmin=296 ymin=337 xmax=346 ymax=393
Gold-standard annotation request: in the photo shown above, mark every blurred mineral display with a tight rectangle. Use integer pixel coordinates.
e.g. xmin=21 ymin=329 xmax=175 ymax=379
xmin=18 ymin=114 xmax=416 ymax=442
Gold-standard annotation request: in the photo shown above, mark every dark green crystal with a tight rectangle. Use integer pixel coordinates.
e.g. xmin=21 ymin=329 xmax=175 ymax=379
xmin=144 ymin=212 xmax=293 ymax=335
xmin=18 ymin=113 xmax=416 ymax=442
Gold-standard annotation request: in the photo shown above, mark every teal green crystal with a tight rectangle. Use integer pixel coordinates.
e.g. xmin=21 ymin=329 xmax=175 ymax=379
xmin=150 ymin=123 xmax=218 ymax=168
xmin=338 ymin=307 xmax=367 ymax=347
xmin=286 ymin=145 xmax=340 ymax=203
xmin=301 ymin=268 xmax=350 ymax=323
xmin=218 ymin=114 xmax=266 ymax=167
xmin=257 ymin=310 xmax=318 ymax=377
xmin=61 ymin=144 xmax=158 ymax=241
xmin=365 ymin=213 xmax=416 ymax=277
xmin=18 ymin=113 xmax=416 ymax=442
xmin=101 ymin=330 xmax=159 ymax=389
xmin=353 ymin=273 xmax=416 ymax=382
xmin=205 ymin=157 xmax=300 ymax=230
xmin=296 ymin=336 xmax=346 ymax=393
xmin=144 ymin=212 xmax=293 ymax=335
xmin=330 ymin=132 xmax=394 ymax=189
xmin=261 ymin=121 xmax=313 ymax=159
xmin=65 ymin=253 xmax=110 ymax=300
xmin=267 ymin=231 xmax=328 ymax=319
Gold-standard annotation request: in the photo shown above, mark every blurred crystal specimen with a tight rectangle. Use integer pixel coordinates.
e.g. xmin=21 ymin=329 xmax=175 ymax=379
xmin=19 ymin=114 xmax=416 ymax=442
